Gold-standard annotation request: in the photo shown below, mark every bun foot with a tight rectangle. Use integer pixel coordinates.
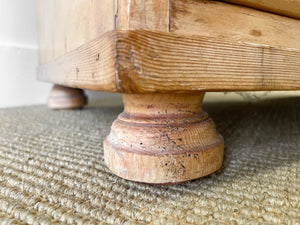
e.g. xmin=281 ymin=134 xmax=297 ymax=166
xmin=104 ymin=93 xmax=224 ymax=184
xmin=48 ymin=85 xmax=88 ymax=109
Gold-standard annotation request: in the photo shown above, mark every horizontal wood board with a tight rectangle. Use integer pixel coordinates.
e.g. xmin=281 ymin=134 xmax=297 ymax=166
xmin=170 ymin=0 xmax=300 ymax=49
xmin=38 ymin=30 xmax=300 ymax=93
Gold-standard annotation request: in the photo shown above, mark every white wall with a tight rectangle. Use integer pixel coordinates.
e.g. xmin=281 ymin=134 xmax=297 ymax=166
xmin=0 ymin=0 xmax=52 ymax=108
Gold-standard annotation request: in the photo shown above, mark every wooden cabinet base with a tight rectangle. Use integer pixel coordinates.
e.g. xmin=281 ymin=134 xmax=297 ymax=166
xmin=104 ymin=93 xmax=224 ymax=184
xmin=48 ymin=85 xmax=88 ymax=109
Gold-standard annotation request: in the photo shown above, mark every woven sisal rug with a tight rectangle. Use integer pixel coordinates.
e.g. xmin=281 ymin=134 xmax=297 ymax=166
xmin=0 ymin=97 xmax=299 ymax=224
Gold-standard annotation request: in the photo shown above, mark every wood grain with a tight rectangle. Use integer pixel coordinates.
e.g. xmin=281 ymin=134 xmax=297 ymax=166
xmin=222 ymin=0 xmax=300 ymax=19
xmin=38 ymin=30 xmax=300 ymax=93
xmin=38 ymin=31 xmax=117 ymax=92
xmin=37 ymin=0 xmax=300 ymax=65
xmin=104 ymin=93 xmax=224 ymax=184
xmin=170 ymin=0 xmax=300 ymax=49
xmin=37 ymin=0 xmax=169 ymax=64
xmin=116 ymin=0 xmax=169 ymax=31
xmin=36 ymin=0 xmax=115 ymax=64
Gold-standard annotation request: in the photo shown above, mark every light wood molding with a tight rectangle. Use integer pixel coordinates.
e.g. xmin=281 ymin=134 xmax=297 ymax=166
xmin=170 ymin=0 xmax=300 ymax=49
xmin=38 ymin=30 xmax=300 ymax=93
xmin=222 ymin=0 xmax=300 ymax=19
xmin=38 ymin=31 xmax=117 ymax=92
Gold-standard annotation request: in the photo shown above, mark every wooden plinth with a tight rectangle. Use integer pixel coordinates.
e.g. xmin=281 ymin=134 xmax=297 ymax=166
xmin=104 ymin=93 xmax=224 ymax=184
xmin=48 ymin=85 xmax=88 ymax=109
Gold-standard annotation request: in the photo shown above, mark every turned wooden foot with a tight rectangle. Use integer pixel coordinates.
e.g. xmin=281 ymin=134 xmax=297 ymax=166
xmin=104 ymin=93 xmax=224 ymax=184
xmin=48 ymin=85 xmax=88 ymax=109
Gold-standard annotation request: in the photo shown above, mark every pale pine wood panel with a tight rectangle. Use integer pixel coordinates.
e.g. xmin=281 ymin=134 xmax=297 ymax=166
xmin=38 ymin=30 xmax=300 ymax=93
xmin=170 ymin=0 xmax=300 ymax=49
xmin=36 ymin=0 xmax=115 ymax=64
xmin=222 ymin=0 xmax=300 ymax=19
xmin=116 ymin=0 xmax=169 ymax=31
xmin=37 ymin=0 xmax=169 ymax=64
xmin=38 ymin=31 xmax=117 ymax=92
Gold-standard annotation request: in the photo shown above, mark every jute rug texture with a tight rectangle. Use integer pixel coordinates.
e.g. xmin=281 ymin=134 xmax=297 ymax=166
xmin=0 ymin=98 xmax=299 ymax=224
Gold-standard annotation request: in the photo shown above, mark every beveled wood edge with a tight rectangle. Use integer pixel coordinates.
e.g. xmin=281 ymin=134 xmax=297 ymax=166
xmin=38 ymin=30 xmax=118 ymax=92
xmin=37 ymin=29 xmax=300 ymax=94
xmin=222 ymin=0 xmax=300 ymax=19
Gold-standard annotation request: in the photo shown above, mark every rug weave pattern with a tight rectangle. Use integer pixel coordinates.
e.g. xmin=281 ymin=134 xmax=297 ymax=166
xmin=0 ymin=99 xmax=299 ymax=224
